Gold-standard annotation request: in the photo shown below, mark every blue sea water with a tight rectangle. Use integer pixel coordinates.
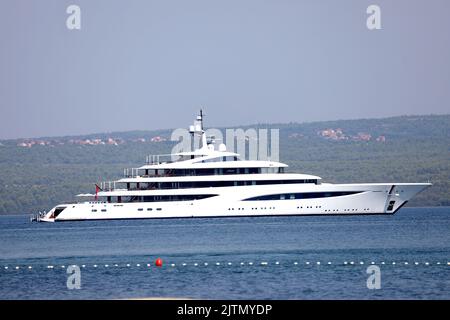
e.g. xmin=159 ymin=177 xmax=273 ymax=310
xmin=0 ymin=207 xmax=449 ymax=300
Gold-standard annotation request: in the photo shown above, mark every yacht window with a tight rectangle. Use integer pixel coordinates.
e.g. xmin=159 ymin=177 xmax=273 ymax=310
xmin=387 ymin=201 xmax=395 ymax=211
xmin=243 ymin=191 xmax=362 ymax=201
xmin=121 ymin=194 xmax=218 ymax=202
xmin=125 ymin=179 xmax=319 ymax=191
xmin=53 ymin=207 xmax=67 ymax=218
xmin=224 ymin=168 xmax=238 ymax=175
xmin=223 ymin=156 xmax=238 ymax=161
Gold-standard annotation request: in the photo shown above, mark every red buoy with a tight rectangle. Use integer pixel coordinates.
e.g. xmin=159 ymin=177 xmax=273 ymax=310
xmin=155 ymin=258 xmax=163 ymax=267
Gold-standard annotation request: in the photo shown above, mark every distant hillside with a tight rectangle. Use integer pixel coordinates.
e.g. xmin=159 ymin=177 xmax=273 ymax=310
xmin=0 ymin=114 xmax=449 ymax=214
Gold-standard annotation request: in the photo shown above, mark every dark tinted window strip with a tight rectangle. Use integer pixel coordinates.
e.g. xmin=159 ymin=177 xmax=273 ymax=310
xmin=140 ymin=167 xmax=263 ymax=177
xmin=242 ymin=191 xmax=362 ymax=201
xmin=53 ymin=207 xmax=66 ymax=218
xmin=121 ymin=194 xmax=218 ymax=203
xmin=127 ymin=179 xmax=318 ymax=190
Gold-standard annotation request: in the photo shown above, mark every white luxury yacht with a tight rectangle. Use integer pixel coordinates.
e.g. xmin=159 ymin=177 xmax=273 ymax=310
xmin=36 ymin=111 xmax=431 ymax=222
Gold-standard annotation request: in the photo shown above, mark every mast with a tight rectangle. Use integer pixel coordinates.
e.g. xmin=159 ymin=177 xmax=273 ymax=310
xmin=199 ymin=109 xmax=206 ymax=149
xmin=190 ymin=109 xmax=207 ymax=151
xmin=199 ymin=109 xmax=203 ymax=130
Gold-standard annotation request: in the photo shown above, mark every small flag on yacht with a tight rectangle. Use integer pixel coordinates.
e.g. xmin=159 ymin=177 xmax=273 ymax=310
xmin=95 ymin=184 xmax=102 ymax=200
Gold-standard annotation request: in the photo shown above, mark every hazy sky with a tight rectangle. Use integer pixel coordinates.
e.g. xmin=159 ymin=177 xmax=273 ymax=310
xmin=0 ymin=0 xmax=449 ymax=139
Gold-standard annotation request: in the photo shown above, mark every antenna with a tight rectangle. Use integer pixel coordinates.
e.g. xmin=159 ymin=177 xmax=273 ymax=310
xmin=199 ymin=109 xmax=204 ymax=130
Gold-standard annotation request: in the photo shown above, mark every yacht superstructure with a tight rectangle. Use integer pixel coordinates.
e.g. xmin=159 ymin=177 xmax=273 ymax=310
xmin=36 ymin=111 xmax=431 ymax=222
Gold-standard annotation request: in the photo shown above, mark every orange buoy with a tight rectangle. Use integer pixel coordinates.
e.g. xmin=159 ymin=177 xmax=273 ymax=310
xmin=155 ymin=258 xmax=163 ymax=267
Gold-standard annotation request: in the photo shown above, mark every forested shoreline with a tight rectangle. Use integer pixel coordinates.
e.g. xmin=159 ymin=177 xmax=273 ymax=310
xmin=0 ymin=114 xmax=448 ymax=214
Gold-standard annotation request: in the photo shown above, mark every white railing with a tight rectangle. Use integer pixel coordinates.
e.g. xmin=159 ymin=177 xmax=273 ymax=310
xmin=124 ymin=168 xmax=142 ymax=178
xmin=99 ymin=181 xmax=116 ymax=191
xmin=145 ymin=154 xmax=175 ymax=165
xmin=123 ymin=168 xmax=176 ymax=178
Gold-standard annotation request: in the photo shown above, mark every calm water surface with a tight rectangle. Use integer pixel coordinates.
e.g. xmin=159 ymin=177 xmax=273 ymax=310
xmin=0 ymin=207 xmax=449 ymax=299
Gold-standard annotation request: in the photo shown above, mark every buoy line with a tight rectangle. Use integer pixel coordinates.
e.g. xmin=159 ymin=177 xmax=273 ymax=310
xmin=3 ymin=259 xmax=449 ymax=271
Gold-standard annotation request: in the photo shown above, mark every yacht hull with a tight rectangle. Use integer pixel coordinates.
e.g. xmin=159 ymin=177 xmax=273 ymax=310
xmin=40 ymin=182 xmax=430 ymax=222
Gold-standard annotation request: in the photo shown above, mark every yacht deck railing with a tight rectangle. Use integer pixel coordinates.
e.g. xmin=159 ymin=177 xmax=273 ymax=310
xmin=145 ymin=154 xmax=176 ymax=165
xmin=99 ymin=181 xmax=117 ymax=191
xmin=123 ymin=167 xmax=177 ymax=178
